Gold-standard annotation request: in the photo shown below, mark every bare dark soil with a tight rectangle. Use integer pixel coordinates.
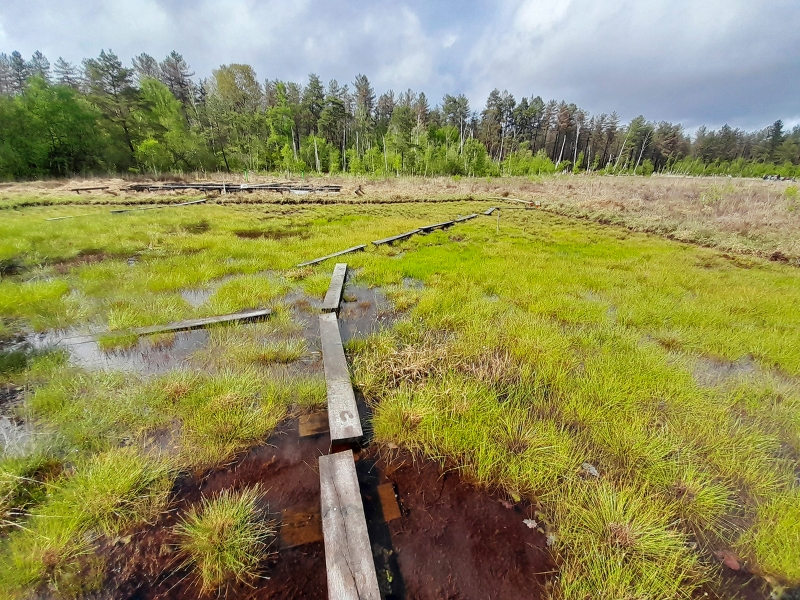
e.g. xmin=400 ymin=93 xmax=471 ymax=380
xmin=99 ymin=419 xmax=553 ymax=599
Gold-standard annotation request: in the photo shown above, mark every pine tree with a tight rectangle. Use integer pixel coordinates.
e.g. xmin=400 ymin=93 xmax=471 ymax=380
xmin=54 ymin=57 xmax=82 ymax=89
xmin=9 ymin=51 xmax=29 ymax=93
xmin=132 ymin=53 xmax=160 ymax=82
xmin=29 ymin=51 xmax=51 ymax=82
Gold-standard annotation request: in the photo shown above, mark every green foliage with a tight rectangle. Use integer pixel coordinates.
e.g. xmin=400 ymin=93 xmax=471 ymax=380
xmin=176 ymin=486 xmax=275 ymax=592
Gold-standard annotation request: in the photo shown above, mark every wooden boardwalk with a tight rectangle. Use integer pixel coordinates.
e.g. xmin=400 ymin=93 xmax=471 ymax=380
xmin=419 ymin=220 xmax=455 ymax=232
xmin=297 ymin=245 xmax=365 ymax=268
xmin=484 ymin=207 xmax=497 ymax=215
xmin=110 ymin=199 xmax=207 ymax=214
xmin=54 ymin=308 xmax=272 ymax=346
xmin=372 ymin=229 xmax=421 ymax=246
xmin=319 ymin=313 xmax=363 ymax=442
xmin=319 ymin=450 xmax=381 ymax=600
xmin=321 ymin=263 xmax=348 ymax=312
xmin=454 ymin=213 xmax=478 ymax=222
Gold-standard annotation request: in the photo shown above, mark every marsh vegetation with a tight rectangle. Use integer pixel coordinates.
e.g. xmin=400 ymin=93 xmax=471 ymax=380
xmin=0 ymin=181 xmax=798 ymax=598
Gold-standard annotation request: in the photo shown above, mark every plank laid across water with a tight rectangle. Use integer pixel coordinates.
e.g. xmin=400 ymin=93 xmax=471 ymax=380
xmin=321 ymin=263 xmax=348 ymax=312
xmin=454 ymin=213 xmax=478 ymax=222
xmin=110 ymin=198 xmax=207 ymax=214
xmin=419 ymin=220 xmax=455 ymax=232
xmin=484 ymin=207 xmax=498 ymax=215
xmin=372 ymin=229 xmax=421 ymax=246
xmin=297 ymin=245 xmax=366 ymax=268
xmin=319 ymin=313 xmax=363 ymax=442
xmin=50 ymin=308 xmax=273 ymax=346
xmin=131 ymin=308 xmax=271 ymax=336
xmin=319 ymin=450 xmax=381 ymax=600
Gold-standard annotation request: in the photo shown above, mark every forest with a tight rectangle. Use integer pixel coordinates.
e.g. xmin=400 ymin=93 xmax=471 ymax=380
xmin=1 ymin=48 xmax=799 ymax=180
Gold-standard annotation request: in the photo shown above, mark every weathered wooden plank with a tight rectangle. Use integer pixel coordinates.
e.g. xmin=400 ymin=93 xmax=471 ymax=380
xmin=319 ymin=450 xmax=381 ymax=600
xmin=48 ymin=308 xmax=272 ymax=347
xmin=110 ymin=198 xmax=207 ymax=214
xmin=321 ymin=263 xmax=348 ymax=312
xmin=299 ymin=411 xmax=330 ymax=437
xmin=419 ymin=220 xmax=455 ymax=232
xmin=377 ymin=483 xmax=402 ymax=521
xmin=372 ymin=229 xmax=421 ymax=246
xmin=453 ymin=213 xmax=478 ymax=222
xmin=280 ymin=507 xmax=323 ymax=548
xmin=71 ymin=186 xmax=108 ymax=193
xmin=319 ymin=313 xmax=363 ymax=442
xmin=131 ymin=308 xmax=271 ymax=336
xmin=297 ymin=245 xmax=366 ymax=268
xmin=484 ymin=207 xmax=497 ymax=215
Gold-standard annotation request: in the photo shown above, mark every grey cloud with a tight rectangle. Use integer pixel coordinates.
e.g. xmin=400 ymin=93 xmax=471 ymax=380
xmin=0 ymin=0 xmax=797 ymax=130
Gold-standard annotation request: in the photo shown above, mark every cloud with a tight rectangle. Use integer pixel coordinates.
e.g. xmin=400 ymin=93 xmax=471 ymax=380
xmin=466 ymin=0 xmax=800 ymax=128
xmin=0 ymin=0 xmax=797 ymax=130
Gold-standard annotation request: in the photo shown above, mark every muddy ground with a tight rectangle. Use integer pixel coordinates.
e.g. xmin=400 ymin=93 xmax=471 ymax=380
xmin=97 ymin=418 xmax=554 ymax=600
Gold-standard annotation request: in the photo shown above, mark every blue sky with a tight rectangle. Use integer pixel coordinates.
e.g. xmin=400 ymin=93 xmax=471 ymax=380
xmin=1 ymin=0 xmax=798 ymax=131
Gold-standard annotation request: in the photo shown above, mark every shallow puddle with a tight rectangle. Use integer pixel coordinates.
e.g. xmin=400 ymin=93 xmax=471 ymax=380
xmin=180 ymin=287 xmax=213 ymax=308
xmin=338 ymin=284 xmax=395 ymax=342
xmin=28 ymin=329 xmax=209 ymax=375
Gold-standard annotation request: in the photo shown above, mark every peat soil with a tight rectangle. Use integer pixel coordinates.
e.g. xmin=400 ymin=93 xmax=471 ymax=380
xmin=100 ymin=417 xmax=554 ymax=600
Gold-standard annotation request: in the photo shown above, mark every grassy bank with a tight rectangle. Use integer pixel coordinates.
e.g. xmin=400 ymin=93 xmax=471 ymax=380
xmin=0 ymin=195 xmax=798 ymax=598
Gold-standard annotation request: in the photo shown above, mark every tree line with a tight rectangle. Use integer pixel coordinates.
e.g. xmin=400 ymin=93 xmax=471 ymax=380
xmin=1 ymin=49 xmax=798 ymax=180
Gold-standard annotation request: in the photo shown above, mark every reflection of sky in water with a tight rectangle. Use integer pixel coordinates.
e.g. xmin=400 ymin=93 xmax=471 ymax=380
xmin=0 ymin=415 xmax=33 ymax=456
xmin=338 ymin=285 xmax=394 ymax=343
xmin=180 ymin=288 xmax=214 ymax=308
xmin=28 ymin=329 xmax=209 ymax=375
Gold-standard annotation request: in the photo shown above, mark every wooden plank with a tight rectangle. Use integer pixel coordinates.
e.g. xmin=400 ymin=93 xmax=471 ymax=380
xmin=297 ymin=245 xmax=366 ymax=268
xmin=280 ymin=507 xmax=323 ymax=548
xmin=377 ymin=483 xmax=401 ymax=521
xmin=299 ymin=411 xmax=330 ymax=437
xmin=71 ymin=186 xmax=108 ymax=193
xmin=419 ymin=220 xmax=455 ymax=232
xmin=372 ymin=229 xmax=421 ymax=246
xmin=484 ymin=207 xmax=497 ymax=215
xmin=321 ymin=263 xmax=348 ymax=312
xmin=319 ymin=313 xmax=363 ymax=442
xmin=319 ymin=450 xmax=381 ymax=600
xmin=110 ymin=198 xmax=207 ymax=214
xmin=48 ymin=309 xmax=271 ymax=347
xmin=453 ymin=213 xmax=478 ymax=222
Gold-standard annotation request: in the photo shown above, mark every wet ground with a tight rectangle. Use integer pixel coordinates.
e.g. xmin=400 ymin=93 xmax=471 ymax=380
xmin=103 ymin=419 xmax=554 ymax=600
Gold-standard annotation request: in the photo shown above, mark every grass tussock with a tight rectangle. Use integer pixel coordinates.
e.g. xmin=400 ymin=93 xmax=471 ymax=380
xmin=0 ymin=447 xmax=171 ymax=596
xmin=176 ymin=485 xmax=275 ymax=592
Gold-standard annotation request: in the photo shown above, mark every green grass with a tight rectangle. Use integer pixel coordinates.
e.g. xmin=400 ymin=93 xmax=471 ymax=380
xmin=0 ymin=447 xmax=171 ymax=597
xmin=1 ymin=198 xmax=799 ymax=597
xmin=176 ymin=485 xmax=275 ymax=592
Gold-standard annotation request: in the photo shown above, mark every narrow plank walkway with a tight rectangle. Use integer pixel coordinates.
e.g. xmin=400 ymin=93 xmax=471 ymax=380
xmin=110 ymin=198 xmax=207 ymax=214
xmin=321 ymin=263 xmax=348 ymax=312
xmin=372 ymin=229 xmax=421 ymax=246
xmin=54 ymin=309 xmax=272 ymax=346
xmin=454 ymin=213 xmax=478 ymax=222
xmin=297 ymin=245 xmax=365 ymax=268
xmin=419 ymin=220 xmax=455 ymax=232
xmin=319 ymin=313 xmax=363 ymax=442
xmin=484 ymin=207 xmax=497 ymax=215
xmin=319 ymin=450 xmax=381 ymax=600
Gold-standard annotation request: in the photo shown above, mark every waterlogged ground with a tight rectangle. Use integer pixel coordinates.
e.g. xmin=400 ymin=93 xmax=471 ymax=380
xmin=0 ymin=196 xmax=799 ymax=599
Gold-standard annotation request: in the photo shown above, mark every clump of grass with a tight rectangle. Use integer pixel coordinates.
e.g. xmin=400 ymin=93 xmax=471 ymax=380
xmin=553 ymin=482 xmax=702 ymax=599
xmin=176 ymin=485 xmax=275 ymax=592
xmin=96 ymin=331 xmax=139 ymax=352
xmin=0 ymin=447 xmax=62 ymax=528
xmin=738 ymin=490 xmax=800 ymax=586
xmin=254 ymin=339 xmax=306 ymax=364
xmin=0 ymin=447 xmax=172 ymax=595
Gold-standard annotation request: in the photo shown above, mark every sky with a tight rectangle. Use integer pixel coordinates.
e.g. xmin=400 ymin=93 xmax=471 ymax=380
xmin=1 ymin=0 xmax=798 ymax=132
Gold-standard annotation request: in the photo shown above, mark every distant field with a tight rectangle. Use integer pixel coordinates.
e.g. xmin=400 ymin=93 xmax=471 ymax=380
xmin=0 ymin=187 xmax=798 ymax=598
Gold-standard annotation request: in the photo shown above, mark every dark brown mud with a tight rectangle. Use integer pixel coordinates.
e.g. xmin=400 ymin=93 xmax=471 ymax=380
xmin=103 ymin=416 xmax=554 ymax=599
